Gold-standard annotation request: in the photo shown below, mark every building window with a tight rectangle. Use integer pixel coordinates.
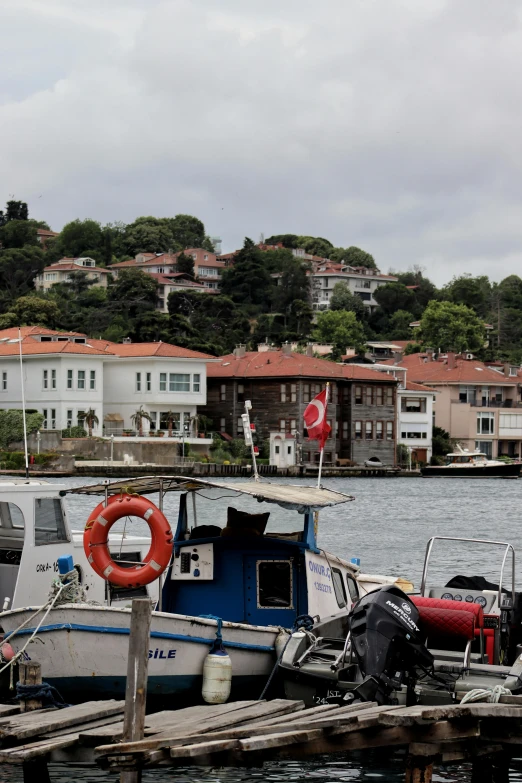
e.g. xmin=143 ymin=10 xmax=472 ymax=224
xmin=77 ymin=370 xmax=85 ymax=390
xmin=290 ymin=384 xmax=297 ymax=402
xmin=1 ymin=372 xmax=6 ymax=391
xmin=290 ymin=419 xmax=296 ymax=434
xmin=510 ymin=368 xmax=517 ymax=377
xmin=220 ymin=418 xmax=226 ymax=431
xmin=90 ymin=370 xmax=96 ymax=390
xmin=169 ymin=373 xmax=190 ymax=392
xmin=303 ymin=384 xmax=310 ymax=403
xmin=51 ymin=409 xmax=56 ymax=429
xmin=77 ymin=410 xmax=85 ymax=426
xmin=365 ymin=387 xmax=373 ymax=406
xmin=42 ymin=409 xmax=48 ymax=429
xmin=279 ymin=419 xmax=286 ymax=432
xmin=193 ymin=374 xmax=201 ymax=392
xmin=159 ymin=373 xmax=167 ymax=392
xmin=237 ymin=417 xmax=244 ymax=435
xmin=477 ymin=412 xmax=495 ymax=435
xmin=237 ymin=383 xmax=244 ymax=402
xmin=51 ymin=369 xmax=56 ymax=390
xmin=401 ymin=397 xmax=427 ymax=413
xmin=459 ymin=385 xmax=476 ymax=404
xmin=376 ymin=421 xmax=383 ymax=440
xmin=476 ymin=440 xmax=493 ymax=458
xmin=220 ymin=384 xmax=226 ymax=401
xmin=66 ymin=409 xmax=73 ymax=428
xmin=401 ymin=430 xmax=428 ymax=439
xmin=365 ymin=421 xmax=373 ymax=439
xmin=67 ymin=370 xmax=73 ymax=390
xmin=136 ymin=372 xmax=141 ymax=392
xmin=280 ymin=384 xmax=287 ymax=403
xmin=354 ymin=386 xmax=362 ymax=405
xmin=376 ymin=387 xmax=383 ymax=406
xmin=343 ymin=386 xmax=350 ymax=402
xmin=386 ymin=421 xmax=394 ymax=440
xmin=354 ymin=421 xmax=362 ymax=440
xmin=386 ymin=387 xmax=394 ymax=406
xmin=342 ymin=421 xmax=349 ymax=439
xmin=146 ymin=372 xmax=151 ymax=391
xmin=43 ymin=370 xmax=48 ymax=390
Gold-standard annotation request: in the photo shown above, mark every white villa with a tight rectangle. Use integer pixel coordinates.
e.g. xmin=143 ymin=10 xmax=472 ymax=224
xmin=311 ymin=263 xmax=398 ymax=313
xmin=35 ymin=258 xmax=111 ymax=291
xmin=0 ymin=327 xmax=216 ymax=443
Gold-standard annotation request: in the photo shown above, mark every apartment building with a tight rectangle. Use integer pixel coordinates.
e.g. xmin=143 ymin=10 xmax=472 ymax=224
xmin=0 ymin=327 xmax=215 ymax=439
xmin=109 ymin=249 xmax=226 ymax=291
xmin=311 ymin=263 xmax=398 ymax=313
xmin=385 ymin=352 xmax=522 ymax=459
xmin=35 ymin=258 xmax=110 ymax=291
xmin=200 ymin=345 xmax=397 ymax=465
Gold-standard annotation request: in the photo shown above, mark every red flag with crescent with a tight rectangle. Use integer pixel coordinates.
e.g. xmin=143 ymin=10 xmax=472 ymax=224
xmin=303 ymin=388 xmax=331 ymax=449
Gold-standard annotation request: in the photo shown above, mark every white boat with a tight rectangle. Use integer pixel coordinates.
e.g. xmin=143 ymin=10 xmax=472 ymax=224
xmin=422 ymin=445 xmax=520 ymax=478
xmin=0 ymin=476 xmax=408 ymax=703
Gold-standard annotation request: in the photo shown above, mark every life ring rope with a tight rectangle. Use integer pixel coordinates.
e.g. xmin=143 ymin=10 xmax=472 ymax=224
xmin=83 ymin=494 xmax=173 ymax=588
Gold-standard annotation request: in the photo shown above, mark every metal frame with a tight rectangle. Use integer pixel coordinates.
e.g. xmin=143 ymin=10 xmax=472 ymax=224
xmin=420 ymin=536 xmax=515 ymax=607
xmin=256 ymin=559 xmax=294 ymax=610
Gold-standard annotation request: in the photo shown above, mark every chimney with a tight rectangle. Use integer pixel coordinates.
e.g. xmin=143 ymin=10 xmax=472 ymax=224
xmin=306 ymin=343 xmax=314 ymax=358
xmin=282 ymin=342 xmax=292 ymax=356
xmin=392 ymin=351 xmax=402 ymax=365
xmin=447 ymin=352 xmax=456 ymax=370
xmin=234 ymin=344 xmax=246 ymax=358
xmin=426 ymin=347 xmax=434 ymax=362
xmin=122 ymin=337 xmax=132 ymax=344
xmin=504 ymin=363 xmax=510 ymax=377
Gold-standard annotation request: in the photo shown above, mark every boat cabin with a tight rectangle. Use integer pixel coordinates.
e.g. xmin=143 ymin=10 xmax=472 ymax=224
xmin=445 ymin=450 xmax=488 ymax=466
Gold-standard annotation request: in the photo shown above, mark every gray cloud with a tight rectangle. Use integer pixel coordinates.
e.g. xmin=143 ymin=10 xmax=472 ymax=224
xmin=1 ymin=0 xmax=522 ymax=284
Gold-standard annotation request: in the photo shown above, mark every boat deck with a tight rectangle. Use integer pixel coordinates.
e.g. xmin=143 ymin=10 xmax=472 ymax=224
xmin=2 ymin=696 xmax=522 ymax=781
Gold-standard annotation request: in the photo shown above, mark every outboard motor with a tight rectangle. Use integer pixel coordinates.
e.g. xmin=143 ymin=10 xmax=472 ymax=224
xmin=349 ymin=585 xmax=433 ymax=705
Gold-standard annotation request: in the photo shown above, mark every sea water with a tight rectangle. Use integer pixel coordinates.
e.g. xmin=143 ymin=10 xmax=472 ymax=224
xmin=2 ymin=475 xmax=522 ymax=782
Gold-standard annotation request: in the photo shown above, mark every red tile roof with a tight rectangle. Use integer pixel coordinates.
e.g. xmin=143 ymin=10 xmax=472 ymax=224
xmin=108 ymin=343 xmax=214 ymax=359
xmin=405 ymin=380 xmax=437 ymax=393
xmin=0 ymin=326 xmax=87 ymax=340
xmin=208 ymin=351 xmax=396 ymax=381
xmin=43 ymin=262 xmax=109 ymax=274
xmin=0 ymin=341 xmax=108 ymax=356
xmin=395 ymin=357 xmax=519 ymax=385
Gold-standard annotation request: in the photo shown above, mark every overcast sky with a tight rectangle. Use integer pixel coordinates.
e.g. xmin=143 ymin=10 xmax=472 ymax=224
xmin=2 ymin=0 xmax=522 ymax=285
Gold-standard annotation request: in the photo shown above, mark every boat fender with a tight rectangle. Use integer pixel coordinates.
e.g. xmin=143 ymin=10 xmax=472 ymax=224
xmin=275 ymin=629 xmax=291 ymax=659
xmin=201 ymin=616 xmax=232 ymax=704
xmin=0 ymin=642 xmax=14 ymax=662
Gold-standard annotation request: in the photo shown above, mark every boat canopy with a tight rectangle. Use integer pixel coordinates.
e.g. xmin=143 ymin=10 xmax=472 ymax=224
xmin=63 ymin=476 xmax=355 ymax=511
xmin=446 ymin=451 xmax=487 ymax=458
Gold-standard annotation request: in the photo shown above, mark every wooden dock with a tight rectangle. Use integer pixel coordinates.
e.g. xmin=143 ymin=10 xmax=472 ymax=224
xmin=1 ymin=696 xmax=522 ymax=781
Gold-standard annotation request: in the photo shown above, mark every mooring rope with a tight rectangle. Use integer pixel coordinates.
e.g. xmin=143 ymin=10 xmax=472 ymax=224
xmin=460 ymin=685 xmax=512 ymax=704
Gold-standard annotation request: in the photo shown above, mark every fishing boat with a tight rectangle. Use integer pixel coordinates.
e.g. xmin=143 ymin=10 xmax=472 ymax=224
xmin=421 ymin=445 xmax=520 ymax=478
xmin=279 ymin=536 xmax=522 ymax=706
xmin=0 ymin=474 xmax=407 ymax=703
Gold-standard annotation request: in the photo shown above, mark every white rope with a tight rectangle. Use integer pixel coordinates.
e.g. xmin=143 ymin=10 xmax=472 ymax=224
xmin=460 ymin=685 xmax=511 ymax=704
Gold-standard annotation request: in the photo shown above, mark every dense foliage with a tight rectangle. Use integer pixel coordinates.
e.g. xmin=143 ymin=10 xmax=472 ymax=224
xmin=2 ymin=200 xmax=522 ymax=360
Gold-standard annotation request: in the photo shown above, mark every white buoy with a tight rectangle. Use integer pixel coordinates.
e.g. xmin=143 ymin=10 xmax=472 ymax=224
xmin=275 ymin=629 xmax=291 ymax=659
xmin=202 ymin=649 xmax=232 ymax=704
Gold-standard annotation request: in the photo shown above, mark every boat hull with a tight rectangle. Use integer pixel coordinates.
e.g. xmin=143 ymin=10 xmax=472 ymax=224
xmin=0 ymin=605 xmax=280 ymax=704
xmin=421 ymin=463 xmax=521 ymax=478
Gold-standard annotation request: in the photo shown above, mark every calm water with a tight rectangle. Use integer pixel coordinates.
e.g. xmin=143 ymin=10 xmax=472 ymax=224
xmin=2 ymin=475 xmax=522 ymax=782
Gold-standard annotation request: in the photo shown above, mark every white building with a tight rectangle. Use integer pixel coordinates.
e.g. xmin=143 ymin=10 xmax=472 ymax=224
xmin=109 ymin=249 xmax=226 ymax=292
xmin=0 ymin=327 xmax=215 ymax=442
xmin=35 ymin=258 xmax=111 ymax=291
xmin=312 ymin=264 xmax=398 ymax=313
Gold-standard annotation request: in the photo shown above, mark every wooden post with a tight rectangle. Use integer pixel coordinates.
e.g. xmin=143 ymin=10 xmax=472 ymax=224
xmin=120 ymin=598 xmax=152 ymax=783
xmin=405 ymin=755 xmax=434 ymax=783
xmin=19 ymin=661 xmax=50 ymax=783
xmin=19 ymin=661 xmax=42 ymax=713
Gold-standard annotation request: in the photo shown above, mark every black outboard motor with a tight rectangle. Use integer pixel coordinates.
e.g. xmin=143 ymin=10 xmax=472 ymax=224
xmin=349 ymin=585 xmax=433 ymax=705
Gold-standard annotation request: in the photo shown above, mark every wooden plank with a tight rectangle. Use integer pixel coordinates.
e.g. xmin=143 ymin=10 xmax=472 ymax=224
xmin=421 ymin=703 xmax=522 ymax=721
xmin=239 ymin=728 xmax=324 ymax=753
xmin=42 ymin=715 xmax=125 ymax=740
xmin=0 ymin=704 xmax=21 ymax=718
xmin=170 ymin=738 xmax=241 ymax=758
xmin=0 ymin=700 xmax=125 ymax=740
xmin=0 ymin=733 xmax=80 ymax=763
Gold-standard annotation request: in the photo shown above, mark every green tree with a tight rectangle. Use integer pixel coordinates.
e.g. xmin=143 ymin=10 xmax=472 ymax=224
xmin=220 ymin=238 xmax=273 ymax=308
xmin=442 ymin=274 xmax=491 ymax=319
xmin=0 ymin=246 xmax=46 ymax=304
xmin=395 ymin=267 xmax=438 ymax=311
xmin=166 ymin=214 xmax=205 ymax=249
xmin=373 ymin=283 xmax=417 ymax=316
xmin=0 ymin=200 xmax=29 ymax=226
xmin=296 ymin=236 xmax=333 ymax=258
xmin=123 ymin=217 xmax=179 ymax=256
xmin=0 ymin=296 xmax=60 ymax=328
xmin=388 ymin=310 xmax=415 ymax=339
xmin=78 ymin=408 xmax=99 ymax=437
xmin=176 ymin=252 xmax=195 ymax=277
xmin=273 ymin=256 xmax=311 ymax=313
xmin=418 ymin=301 xmax=485 ymax=353
xmin=329 ymin=282 xmax=366 ymax=320
xmin=0 ymin=410 xmax=43 ymax=449
xmin=432 ymin=426 xmax=452 ymax=464
xmin=54 ymin=219 xmax=103 ymax=258
xmin=312 ymin=310 xmax=366 ymax=359
xmin=168 ymin=291 xmax=250 ymax=355
xmin=0 ymin=220 xmax=38 ymax=249
xmin=109 ymin=269 xmax=158 ymax=319
xmin=264 ymin=234 xmax=300 ymax=249
xmin=261 ymin=247 xmax=294 ymax=273
xmin=329 ymin=246 xmax=377 ymax=269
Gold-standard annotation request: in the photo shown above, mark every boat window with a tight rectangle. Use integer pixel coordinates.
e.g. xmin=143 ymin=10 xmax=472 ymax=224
xmin=34 ymin=498 xmax=70 ymax=546
xmin=346 ymin=574 xmax=359 ymax=604
xmin=332 ymin=568 xmax=347 ymax=609
xmin=257 ymin=560 xmax=293 ymax=608
xmin=107 ymin=552 xmax=148 ymax=601
xmin=0 ymin=502 xmax=25 ymax=530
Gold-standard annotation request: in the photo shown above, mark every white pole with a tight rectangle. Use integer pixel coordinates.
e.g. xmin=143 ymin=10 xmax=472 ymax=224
xmin=242 ymin=402 xmax=259 ymax=481
xmin=18 ymin=328 xmax=29 ymax=479
xmin=316 ymin=383 xmax=330 ymax=489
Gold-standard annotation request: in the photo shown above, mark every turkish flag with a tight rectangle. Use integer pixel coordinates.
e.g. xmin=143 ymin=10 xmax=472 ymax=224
xmin=304 ymin=388 xmax=331 ymax=449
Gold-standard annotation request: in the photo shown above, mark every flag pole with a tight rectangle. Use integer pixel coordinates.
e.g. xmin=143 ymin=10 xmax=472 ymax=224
xmin=18 ymin=328 xmax=29 ymax=480
xmin=316 ymin=382 xmax=329 ymax=489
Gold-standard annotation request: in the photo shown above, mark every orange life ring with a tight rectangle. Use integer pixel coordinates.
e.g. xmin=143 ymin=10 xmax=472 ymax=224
xmin=84 ymin=494 xmax=173 ymax=587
